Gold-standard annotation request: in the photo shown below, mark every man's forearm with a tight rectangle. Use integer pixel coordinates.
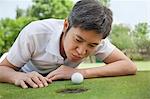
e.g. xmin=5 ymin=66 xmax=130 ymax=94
xmin=0 ymin=66 xmax=17 ymax=83
xmin=79 ymin=60 xmax=137 ymax=78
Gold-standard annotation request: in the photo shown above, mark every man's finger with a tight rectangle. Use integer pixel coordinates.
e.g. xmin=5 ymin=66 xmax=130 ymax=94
xmin=50 ymin=75 xmax=63 ymax=81
xmin=45 ymin=77 xmax=52 ymax=83
xmin=46 ymin=72 xmax=55 ymax=79
xmin=25 ymin=78 xmax=38 ymax=88
xmin=20 ymin=80 xmax=28 ymax=89
xmin=37 ymin=75 xmax=48 ymax=87
xmin=31 ymin=76 xmax=44 ymax=88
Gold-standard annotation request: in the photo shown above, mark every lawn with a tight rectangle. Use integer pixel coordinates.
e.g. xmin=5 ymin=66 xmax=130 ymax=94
xmin=78 ymin=61 xmax=150 ymax=71
xmin=0 ymin=61 xmax=150 ymax=99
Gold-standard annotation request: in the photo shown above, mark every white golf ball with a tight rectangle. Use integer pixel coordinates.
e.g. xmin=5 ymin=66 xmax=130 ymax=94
xmin=71 ymin=72 xmax=84 ymax=84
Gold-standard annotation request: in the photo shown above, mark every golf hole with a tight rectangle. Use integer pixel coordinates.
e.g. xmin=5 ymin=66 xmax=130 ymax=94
xmin=56 ymin=87 xmax=88 ymax=94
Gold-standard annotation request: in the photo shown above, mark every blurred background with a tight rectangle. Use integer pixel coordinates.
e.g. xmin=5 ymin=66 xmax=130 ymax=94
xmin=0 ymin=0 xmax=150 ymax=63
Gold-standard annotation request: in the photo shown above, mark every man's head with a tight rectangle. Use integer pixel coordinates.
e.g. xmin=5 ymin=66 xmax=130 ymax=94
xmin=67 ymin=0 xmax=113 ymax=39
xmin=61 ymin=0 xmax=113 ymax=62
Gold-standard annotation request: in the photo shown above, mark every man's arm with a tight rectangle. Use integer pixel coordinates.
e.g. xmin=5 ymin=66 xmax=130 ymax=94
xmin=80 ymin=48 xmax=137 ymax=78
xmin=0 ymin=58 xmax=50 ymax=88
xmin=46 ymin=48 xmax=137 ymax=80
xmin=0 ymin=58 xmax=19 ymax=83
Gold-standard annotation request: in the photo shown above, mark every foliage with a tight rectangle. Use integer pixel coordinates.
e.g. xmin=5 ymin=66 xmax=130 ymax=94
xmin=0 ymin=17 xmax=37 ymax=56
xmin=132 ymin=23 xmax=150 ymax=56
xmin=133 ymin=22 xmax=149 ymax=36
xmin=99 ymin=0 xmax=110 ymax=6
xmin=16 ymin=0 xmax=73 ymax=19
xmin=109 ymin=24 xmax=136 ymax=50
xmin=16 ymin=8 xmax=26 ymax=19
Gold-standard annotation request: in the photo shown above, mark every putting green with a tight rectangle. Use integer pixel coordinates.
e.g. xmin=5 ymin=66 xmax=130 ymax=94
xmin=0 ymin=71 xmax=150 ymax=99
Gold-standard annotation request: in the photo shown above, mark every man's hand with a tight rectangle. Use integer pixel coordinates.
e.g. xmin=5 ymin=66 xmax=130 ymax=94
xmin=46 ymin=65 xmax=78 ymax=81
xmin=12 ymin=71 xmax=52 ymax=89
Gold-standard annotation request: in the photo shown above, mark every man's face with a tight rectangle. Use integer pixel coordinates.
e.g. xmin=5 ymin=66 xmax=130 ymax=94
xmin=62 ymin=27 xmax=102 ymax=62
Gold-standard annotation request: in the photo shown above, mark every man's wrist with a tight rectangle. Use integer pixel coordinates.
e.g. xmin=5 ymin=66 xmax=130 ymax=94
xmin=78 ymin=69 xmax=88 ymax=78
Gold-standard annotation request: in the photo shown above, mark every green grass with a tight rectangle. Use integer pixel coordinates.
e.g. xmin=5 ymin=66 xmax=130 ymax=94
xmin=78 ymin=61 xmax=150 ymax=71
xmin=0 ymin=71 xmax=150 ymax=99
xmin=0 ymin=61 xmax=150 ymax=99
xmin=134 ymin=61 xmax=150 ymax=71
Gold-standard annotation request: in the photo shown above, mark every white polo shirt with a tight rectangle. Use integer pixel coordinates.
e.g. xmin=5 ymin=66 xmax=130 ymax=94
xmin=7 ymin=19 xmax=115 ymax=74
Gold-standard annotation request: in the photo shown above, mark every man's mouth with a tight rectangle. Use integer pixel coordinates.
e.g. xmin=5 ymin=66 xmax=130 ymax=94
xmin=71 ymin=54 xmax=82 ymax=61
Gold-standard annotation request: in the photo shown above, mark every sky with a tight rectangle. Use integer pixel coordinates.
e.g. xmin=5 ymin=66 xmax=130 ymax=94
xmin=110 ymin=0 xmax=150 ymax=27
xmin=0 ymin=0 xmax=149 ymax=28
xmin=0 ymin=0 xmax=32 ymax=18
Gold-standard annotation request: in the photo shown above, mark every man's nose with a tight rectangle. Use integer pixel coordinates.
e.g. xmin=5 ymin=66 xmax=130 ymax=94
xmin=76 ymin=46 xmax=87 ymax=56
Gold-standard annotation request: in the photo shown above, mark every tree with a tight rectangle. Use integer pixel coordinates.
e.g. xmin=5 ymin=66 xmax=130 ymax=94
xmin=109 ymin=24 xmax=135 ymax=50
xmin=99 ymin=0 xmax=110 ymax=6
xmin=0 ymin=17 xmax=36 ymax=56
xmin=132 ymin=22 xmax=150 ymax=56
xmin=132 ymin=22 xmax=149 ymax=38
xmin=16 ymin=0 xmax=73 ymax=20
xmin=16 ymin=7 xmax=26 ymax=19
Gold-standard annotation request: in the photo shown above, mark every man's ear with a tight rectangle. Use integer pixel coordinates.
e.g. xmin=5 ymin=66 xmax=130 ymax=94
xmin=63 ymin=19 xmax=69 ymax=33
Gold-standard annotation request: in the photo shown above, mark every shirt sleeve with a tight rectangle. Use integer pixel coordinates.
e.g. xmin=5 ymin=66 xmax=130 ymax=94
xmin=95 ymin=38 xmax=116 ymax=61
xmin=7 ymin=24 xmax=35 ymax=67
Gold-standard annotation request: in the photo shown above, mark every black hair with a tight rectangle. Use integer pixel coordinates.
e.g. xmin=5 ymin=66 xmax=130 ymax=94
xmin=67 ymin=0 xmax=113 ymax=39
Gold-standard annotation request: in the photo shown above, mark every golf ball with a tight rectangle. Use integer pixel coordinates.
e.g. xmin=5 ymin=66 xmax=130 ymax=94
xmin=71 ymin=72 xmax=84 ymax=84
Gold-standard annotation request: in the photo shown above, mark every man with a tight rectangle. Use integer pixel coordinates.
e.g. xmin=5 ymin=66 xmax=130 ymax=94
xmin=0 ymin=0 xmax=137 ymax=89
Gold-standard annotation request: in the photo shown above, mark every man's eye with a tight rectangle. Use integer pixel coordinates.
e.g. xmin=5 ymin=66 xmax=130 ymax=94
xmin=76 ymin=39 xmax=82 ymax=42
xmin=89 ymin=44 xmax=96 ymax=48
